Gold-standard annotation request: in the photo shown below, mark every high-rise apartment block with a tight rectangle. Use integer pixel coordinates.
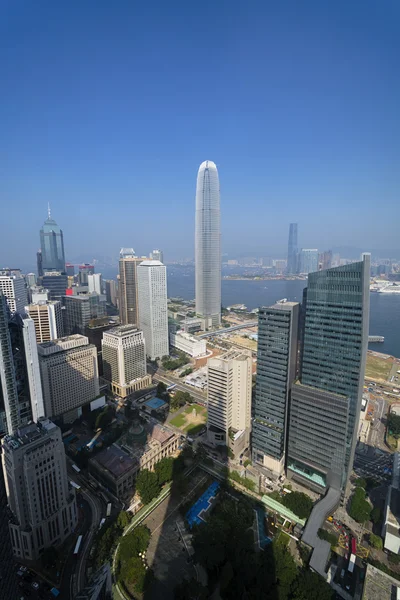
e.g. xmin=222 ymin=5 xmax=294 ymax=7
xmin=252 ymin=302 xmax=299 ymax=477
xmin=39 ymin=208 xmax=66 ymax=273
xmin=138 ymin=261 xmax=169 ymax=360
xmin=1 ymin=419 xmax=77 ymax=560
xmin=65 ymin=263 xmax=75 ymax=277
xmin=88 ymin=273 xmax=102 ymax=295
xmin=102 ymin=326 xmax=151 ymax=398
xmin=318 ymin=250 xmax=332 ymax=271
xmin=287 ymin=254 xmax=370 ymax=493
xmin=299 ymin=249 xmax=319 ymax=275
xmin=78 ymin=264 xmax=95 ymax=286
xmin=286 ymin=223 xmax=298 ymax=274
xmin=25 ymin=301 xmax=64 ymax=343
xmin=119 ymin=249 xmax=144 ymax=326
xmin=26 ymin=272 xmax=37 ymax=287
xmin=207 ymin=349 xmax=252 ymax=457
xmin=150 ymin=249 xmax=164 ymax=263
xmin=0 ymin=269 xmax=28 ymax=314
xmin=105 ymin=279 xmax=118 ymax=306
xmin=38 ymin=335 xmax=99 ymax=421
xmin=0 ymin=294 xmax=44 ymax=435
xmin=195 ymin=160 xmax=221 ymax=330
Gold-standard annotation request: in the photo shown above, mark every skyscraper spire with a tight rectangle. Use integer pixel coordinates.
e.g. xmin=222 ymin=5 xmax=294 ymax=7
xmin=47 ymin=202 xmax=51 ymax=219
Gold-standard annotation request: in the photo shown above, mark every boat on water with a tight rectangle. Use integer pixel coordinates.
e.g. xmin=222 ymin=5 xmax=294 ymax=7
xmin=370 ymin=283 xmax=400 ymax=294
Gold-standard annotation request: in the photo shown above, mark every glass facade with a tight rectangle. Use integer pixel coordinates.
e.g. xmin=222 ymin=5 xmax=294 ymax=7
xmin=286 ymin=223 xmax=298 ymax=274
xmin=40 ymin=216 xmax=65 ymax=273
xmin=252 ymin=302 xmax=299 ymax=473
xmin=299 ymin=248 xmax=319 ymax=274
xmin=195 ymin=160 xmax=221 ymax=328
xmin=287 ymin=255 xmax=370 ymax=491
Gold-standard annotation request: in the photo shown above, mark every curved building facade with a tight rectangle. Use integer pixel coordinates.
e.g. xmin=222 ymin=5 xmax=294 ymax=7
xmin=195 ymin=160 xmax=221 ymax=329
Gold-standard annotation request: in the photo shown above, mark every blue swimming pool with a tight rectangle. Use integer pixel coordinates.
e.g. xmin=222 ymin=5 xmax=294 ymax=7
xmin=256 ymin=506 xmax=272 ymax=548
xmin=186 ymin=481 xmax=220 ymax=528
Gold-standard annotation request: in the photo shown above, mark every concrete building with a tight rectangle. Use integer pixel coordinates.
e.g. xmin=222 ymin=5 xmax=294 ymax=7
xmin=181 ymin=318 xmax=203 ymax=334
xmin=102 ymin=326 xmax=151 ymax=398
xmin=85 ymin=317 xmax=118 ymax=376
xmin=287 ymin=254 xmax=370 ymax=494
xmin=26 ymin=272 xmax=37 ymax=287
xmin=30 ymin=286 xmax=49 ymax=303
xmin=138 ymin=260 xmax=169 ymax=360
xmin=89 ymin=424 xmax=179 ymax=498
xmin=299 ymin=249 xmax=319 ymax=275
xmin=118 ymin=249 xmax=145 ymax=326
xmin=170 ymin=330 xmax=207 ymax=357
xmin=195 ymin=160 xmax=221 ymax=330
xmin=0 ymin=461 xmax=18 ymax=597
xmin=42 ymin=271 xmax=68 ymax=301
xmin=207 ymin=349 xmax=252 ymax=457
xmin=0 ymin=269 xmax=28 ymax=314
xmin=63 ymin=293 xmax=106 ymax=335
xmin=104 ymin=279 xmax=118 ymax=306
xmin=88 ymin=273 xmax=102 ymax=295
xmin=38 ymin=335 xmax=99 ymax=421
xmin=286 ymin=223 xmax=298 ymax=275
xmin=252 ymin=301 xmax=299 ymax=478
xmin=383 ymin=452 xmax=400 ymax=553
xmin=39 ymin=207 xmax=66 ymax=273
xmin=362 ymin=563 xmax=400 ymax=600
xmin=25 ymin=301 xmax=64 ymax=343
xmin=0 ymin=294 xmax=45 ymax=435
xmin=1 ymin=419 xmax=77 ymax=561
xmin=78 ymin=264 xmax=94 ymax=286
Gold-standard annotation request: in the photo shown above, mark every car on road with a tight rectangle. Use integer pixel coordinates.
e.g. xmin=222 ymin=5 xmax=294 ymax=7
xmin=19 ymin=565 xmax=28 ymax=572
xmin=31 ymin=582 xmax=39 ymax=590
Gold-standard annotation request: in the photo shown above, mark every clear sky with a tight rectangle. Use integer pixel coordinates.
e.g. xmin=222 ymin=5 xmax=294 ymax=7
xmin=1 ymin=0 xmax=399 ymax=266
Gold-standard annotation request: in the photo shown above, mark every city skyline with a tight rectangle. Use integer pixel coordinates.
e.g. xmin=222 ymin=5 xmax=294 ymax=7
xmin=1 ymin=2 xmax=399 ymax=265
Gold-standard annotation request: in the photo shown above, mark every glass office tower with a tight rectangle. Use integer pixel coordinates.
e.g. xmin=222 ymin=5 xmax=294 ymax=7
xmin=195 ymin=160 xmax=221 ymax=330
xmin=252 ymin=301 xmax=299 ymax=477
xmin=39 ymin=208 xmax=66 ymax=273
xmin=287 ymin=254 xmax=370 ymax=492
xmin=286 ymin=223 xmax=298 ymax=274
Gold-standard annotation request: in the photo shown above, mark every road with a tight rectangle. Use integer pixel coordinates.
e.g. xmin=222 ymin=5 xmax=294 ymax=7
xmin=353 ymin=445 xmax=393 ymax=485
xmin=197 ymin=320 xmax=257 ymax=338
xmin=60 ymin=462 xmax=103 ymax=598
xmin=366 ymin=395 xmax=388 ymax=450
xmin=153 ymin=370 xmax=207 ymax=405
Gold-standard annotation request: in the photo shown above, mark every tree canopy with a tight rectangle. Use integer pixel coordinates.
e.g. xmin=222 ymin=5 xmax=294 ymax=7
xmin=170 ymin=390 xmax=193 ymax=410
xmin=154 ymin=457 xmax=174 ymax=485
xmin=280 ymin=491 xmax=313 ymax=519
xmin=119 ymin=525 xmax=151 ymax=561
xmin=136 ymin=469 xmax=161 ymax=504
xmin=349 ymin=487 xmax=371 ymax=523
xmin=369 ymin=533 xmax=383 ymax=550
xmin=388 ymin=413 xmax=400 ymax=437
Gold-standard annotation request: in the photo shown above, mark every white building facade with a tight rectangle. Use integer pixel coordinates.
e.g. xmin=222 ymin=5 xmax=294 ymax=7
xmin=207 ymin=349 xmax=252 ymax=457
xmin=195 ymin=160 xmax=221 ymax=330
xmin=170 ymin=331 xmax=207 ymax=358
xmin=25 ymin=301 xmax=64 ymax=343
xmin=137 ymin=261 xmax=169 ymax=360
xmin=0 ymin=271 xmax=28 ymax=314
xmin=88 ymin=273 xmax=103 ymax=294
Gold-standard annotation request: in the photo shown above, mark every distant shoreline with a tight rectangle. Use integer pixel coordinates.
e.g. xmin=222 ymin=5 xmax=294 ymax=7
xmin=222 ymin=276 xmax=307 ymax=282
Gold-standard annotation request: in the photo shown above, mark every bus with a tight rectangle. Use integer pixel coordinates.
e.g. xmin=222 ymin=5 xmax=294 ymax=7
xmin=74 ymin=535 xmax=83 ymax=556
xmin=71 ymin=463 xmax=81 ymax=473
xmin=70 ymin=480 xmax=81 ymax=491
xmin=167 ymin=384 xmax=177 ymax=392
xmin=106 ymin=503 xmax=112 ymax=517
xmin=351 ymin=538 xmax=357 ymax=555
xmin=98 ymin=518 xmax=106 ymax=530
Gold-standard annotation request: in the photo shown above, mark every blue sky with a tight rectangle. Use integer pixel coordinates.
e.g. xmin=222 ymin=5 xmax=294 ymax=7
xmin=1 ymin=0 xmax=399 ymax=266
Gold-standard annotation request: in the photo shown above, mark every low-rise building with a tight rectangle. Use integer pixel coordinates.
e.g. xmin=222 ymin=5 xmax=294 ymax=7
xmin=170 ymin=330 xmax=207 ymax=358
xmin=362 ymin=563 xmax=400 ymax=599
xmin=89 ymin=424 xmax=179 ymax=499
xmin=383 ymin=452 xmax=400 ymax=553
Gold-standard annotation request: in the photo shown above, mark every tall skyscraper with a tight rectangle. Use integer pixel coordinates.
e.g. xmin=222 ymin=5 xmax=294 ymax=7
xmin=318 ymin=250 xmax=332 ymax=271
xmin=287 ymin=254 xmax=370 ymax=493
xmin=0 ymin=269 xmax=28 ymax=313
xmin=36 ymin=249 xmax=43 ymax=277
xmin=299 ymin=248 xmax=319 ymax=274
xmin=1 ymin=418 xmax=78 ymax=561
xmin=102 ymin=325 xmax=150 ymax=398
xmin=78 ymin=263 xmax=95 ymax=285
xmin=137 ymin=260 xmax=169 ymax=360
xmin=195 ymin=160 xmax=221 ymax=330
xmin=150 ymin=249 xmax=164 ymax=263
xmin=25 ymin=300 xmax=64 ymax=342
xmin=0 ymin=294 xmax=44 ymax=435
xmin=65 ymin=263 xmax=75 ymax=277
xmin=119 ymin=249 xmax=145 ymax=326
xmin=38 ymin=335 xmax=99 ymax=422
xmin=104 ymin=279 xmax=118 ymax=306
xmin=252 ymin=301 xmax=299 ymax=477
xmin=207 ymin=349 xmax=252 ymax=457
xmin=42 ymin=271 xmax=68 ymax=301
xmin=63 ymin=293 xmax=106 ymax=335
xmin=88 ymin=273 xmax=103 ymax=294
xmin=0 ymin=461 xmax=18 ymax=597
xmin=39 ymin=206 xmax=66 ymax=273
xmin=286 ymin=223 xmax=298 ymax=274
xmin=26 ymin=272 xmax=37 ymax=287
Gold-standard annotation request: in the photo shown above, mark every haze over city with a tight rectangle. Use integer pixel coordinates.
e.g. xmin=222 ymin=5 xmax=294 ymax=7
xmin=2 ymin=0 xmax=399 ymax=265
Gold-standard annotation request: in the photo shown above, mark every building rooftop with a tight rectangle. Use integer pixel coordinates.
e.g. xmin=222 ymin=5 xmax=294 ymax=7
xmin=104 ymin=325 xmax=141 ymax=337
xmin=150 ymin=424 xmax=175 ymax=445
xmin=362 ymin=563 xmax=400 ymax=600
xmin=218 ymin=348 xmax=252 ymax=361
xmin=38 ymin=334 xmax=89 ymax=355
xmin=3 ymin=419 xmax=57 ymax=451
xmin=139 ymin=260 xmax=163 ymax=267
xmin=93 ymin=444 xmax=137 ymax=478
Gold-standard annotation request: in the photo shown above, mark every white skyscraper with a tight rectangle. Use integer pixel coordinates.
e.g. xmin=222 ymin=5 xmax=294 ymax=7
xmin=195 ymin=160 xmax=221 ymax=330
xmin=88 ymin=273 xmax=103 ymax=294
xmin=137 ymin=261 xmax=169 ymax=360
xmin=0 ymin=269 xmax=28 ymax=314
